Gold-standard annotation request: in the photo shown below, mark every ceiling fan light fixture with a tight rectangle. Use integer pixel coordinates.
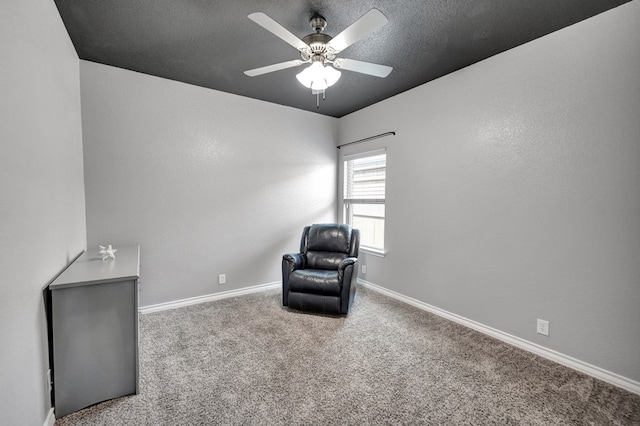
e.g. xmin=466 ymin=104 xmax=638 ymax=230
xmin=296 ymin=62 xmax=341 ymax=91
xmin=323 ymin=65 xmax=341 ymax=86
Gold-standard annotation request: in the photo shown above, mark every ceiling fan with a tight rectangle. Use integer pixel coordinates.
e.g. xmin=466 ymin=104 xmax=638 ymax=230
xmin=244 ymin=8 xmax=393 ymax=99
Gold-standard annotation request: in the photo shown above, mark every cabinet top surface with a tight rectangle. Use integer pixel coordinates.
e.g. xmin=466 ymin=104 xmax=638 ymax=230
xmin=50 ymin=245 xmax=140 ymax=289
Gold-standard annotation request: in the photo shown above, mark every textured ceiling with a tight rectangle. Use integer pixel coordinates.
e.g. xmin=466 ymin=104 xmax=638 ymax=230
xmin=54 ymin=0 xmax=630 ymax=117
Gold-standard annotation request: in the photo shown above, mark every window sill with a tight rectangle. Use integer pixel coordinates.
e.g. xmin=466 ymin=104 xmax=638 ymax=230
xmin=360 ymin=247 xmax=386 ymax=258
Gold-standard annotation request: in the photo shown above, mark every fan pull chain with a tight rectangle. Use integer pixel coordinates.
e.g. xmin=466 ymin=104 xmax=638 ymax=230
xmin=315 ymin=90 xmax=327 ymax=109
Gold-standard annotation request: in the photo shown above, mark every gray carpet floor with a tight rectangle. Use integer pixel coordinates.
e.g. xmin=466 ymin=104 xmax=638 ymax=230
xmin=55 ymin=285 xmax=640 ymax=425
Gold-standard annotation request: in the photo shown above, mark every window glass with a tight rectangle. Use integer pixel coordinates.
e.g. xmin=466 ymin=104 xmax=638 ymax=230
xmin=343 ymin=152 xmax=386 ymax=252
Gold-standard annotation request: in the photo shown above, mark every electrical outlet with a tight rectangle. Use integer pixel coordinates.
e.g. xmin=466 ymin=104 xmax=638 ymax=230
xmin=361 ymin=265 xmax=367 ymax=274
xmin=47 ymin=369 xmax=52 ymax=392
xmin=537 ymin=319 xmax=549 ymax=336
xmin=218 ymin=274 xmax=226 ymax=285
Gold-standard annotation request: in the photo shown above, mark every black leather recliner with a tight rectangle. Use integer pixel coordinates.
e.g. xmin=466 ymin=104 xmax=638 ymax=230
xmin=282 ymin=223 xmax=360 ymax=315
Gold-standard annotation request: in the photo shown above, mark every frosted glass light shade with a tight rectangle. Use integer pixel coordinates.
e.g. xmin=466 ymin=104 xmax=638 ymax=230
xmin=323 ymin=65 xmax=341 ymax=86
xmin=296 ymin=62 xmax=341 ymax=91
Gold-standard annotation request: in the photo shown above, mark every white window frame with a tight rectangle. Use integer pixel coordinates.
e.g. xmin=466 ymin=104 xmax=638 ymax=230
xmin=342 ymin=148 xmax=387 ymax=256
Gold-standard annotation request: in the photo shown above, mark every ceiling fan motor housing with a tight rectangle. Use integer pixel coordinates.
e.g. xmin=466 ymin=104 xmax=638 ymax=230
xmin=299 ymin=14 xmax=336 ymax=62
xmin=301 ymin=32 xmax=334 ymax=61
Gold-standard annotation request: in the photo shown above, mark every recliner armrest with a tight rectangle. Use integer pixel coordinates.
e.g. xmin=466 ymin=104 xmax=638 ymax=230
xmin=282 ymin=253 xmax=306 ymax=308
xmin=338 ymin=257 xmax=359 ymax=314
xmin=283 ymin=253 xmax=305 ymax=271
xmin=338 ymin=257 xmax=358 ymax=281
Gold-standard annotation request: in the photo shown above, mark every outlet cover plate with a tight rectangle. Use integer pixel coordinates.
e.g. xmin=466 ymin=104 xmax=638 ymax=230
xmin=537 ymin=319 xmax=549 ymax=336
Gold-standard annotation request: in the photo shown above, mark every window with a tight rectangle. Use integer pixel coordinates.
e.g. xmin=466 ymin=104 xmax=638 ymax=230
xmin=343 ymin=150 xmax=386 ymax=253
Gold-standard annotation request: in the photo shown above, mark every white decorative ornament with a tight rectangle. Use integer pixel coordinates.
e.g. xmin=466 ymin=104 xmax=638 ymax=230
xmin=98 ymin=244 xmax=118 ymax=260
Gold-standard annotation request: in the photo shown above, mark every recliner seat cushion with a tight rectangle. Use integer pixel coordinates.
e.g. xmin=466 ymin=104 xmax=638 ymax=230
xmin=288 ymin=270 xmax=341 ymax=296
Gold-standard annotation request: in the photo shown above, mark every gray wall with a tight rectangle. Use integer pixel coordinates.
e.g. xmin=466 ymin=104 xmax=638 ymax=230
xmin=0 ymin=1 xmax=86 ymax=424
xmin=2 ymin=4 xmax=637 ymax=424
xmin=80 ymin=61 xmax=338 ymax=306
xmin=339 ymin=2 xmax=640 ymax=382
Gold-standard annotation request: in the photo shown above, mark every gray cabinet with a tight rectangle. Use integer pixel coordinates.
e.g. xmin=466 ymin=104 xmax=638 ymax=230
xmin=50 ymin=245 xmax=140 ymax=418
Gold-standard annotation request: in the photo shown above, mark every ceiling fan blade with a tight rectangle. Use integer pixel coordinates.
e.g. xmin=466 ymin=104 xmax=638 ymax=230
xmin=244 ymin=60 xmax=305 ymax=77
xmin=333 ymin=58 xmax=392 ymax=78
xmin=327 ymin=9 xmax=388 ymax=54
xmin=248 ymin=12 xmax=309 ymax=52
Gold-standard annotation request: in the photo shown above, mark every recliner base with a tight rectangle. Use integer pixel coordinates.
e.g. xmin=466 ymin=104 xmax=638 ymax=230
xmin=287 ymin=292 xmax=342 ymax=315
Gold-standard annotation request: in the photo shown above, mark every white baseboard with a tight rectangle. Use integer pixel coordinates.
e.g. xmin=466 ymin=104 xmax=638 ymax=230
xmin=139 ymin=282 xmax=281 ymax=314
xmin=43 ymin=408 xmax=55 ymax=426
xmin=359 ymin=279 xmax=640 ymax=396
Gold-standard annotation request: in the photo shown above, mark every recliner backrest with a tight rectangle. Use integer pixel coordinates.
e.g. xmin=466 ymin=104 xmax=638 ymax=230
xmin=302 ymin=224 xmax=358 ymax=270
